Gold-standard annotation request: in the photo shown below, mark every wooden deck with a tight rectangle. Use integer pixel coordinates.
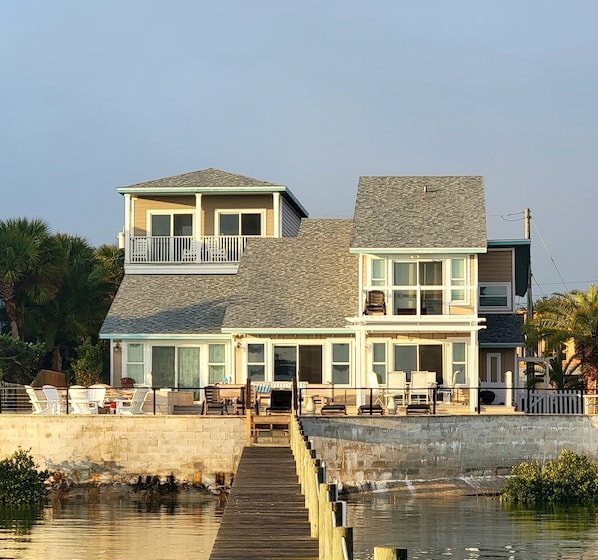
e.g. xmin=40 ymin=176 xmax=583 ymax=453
xmin=209 ymin=446 xmax=318 ymax=560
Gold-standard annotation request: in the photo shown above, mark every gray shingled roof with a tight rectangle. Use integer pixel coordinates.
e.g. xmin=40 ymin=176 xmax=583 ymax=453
xmin=222 ymin=219 xmax=358 ymax=331
xmin=350 ymin=176 xmax=487 ymax=250
xmin=479 ymin=314 xmax=525 ymax=346
xmin=120 ymin=168 xmax=282 ymax=190
xmin=100 ymin=275 xmax=236 ymax=335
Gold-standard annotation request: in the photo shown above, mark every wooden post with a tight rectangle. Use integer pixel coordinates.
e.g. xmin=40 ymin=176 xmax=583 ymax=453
xmin=373 ymin=546 xmax=407 ymax=560
xmin=334 ymin=526 xmax=353 ymax=560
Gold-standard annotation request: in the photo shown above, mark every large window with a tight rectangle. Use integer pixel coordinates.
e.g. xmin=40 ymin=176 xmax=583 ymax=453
xmin=393 ymin=261 xmax=443 ymax=315
xmin=218 ymin=212 xmax=263 ymax=236
xmin=150 ymin=213 xmax=193 ymax=236
xmin=393 ymin=343 xmax=443 ymax=384
xmin=273 ymin=345 xmax=323 ymax=383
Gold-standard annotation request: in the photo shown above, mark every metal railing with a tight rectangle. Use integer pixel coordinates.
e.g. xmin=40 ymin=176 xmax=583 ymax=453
xmin=2 ymin=382 xmax=590 ymax=416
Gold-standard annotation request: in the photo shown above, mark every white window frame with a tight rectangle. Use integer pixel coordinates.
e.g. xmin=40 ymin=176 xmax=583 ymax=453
xmin=246 ymin=342 xmax=266 ymax=382
xmin=479 ymin=282 xmax=512 ymax=311
xmin=450 ymin=257 xmax=468 ymax=304
xmin=215 ymin=209 xmax=266 ymax=236
xmin=125 ymin=342 xmax=145 ymax=383
xmin=147 ymin=210 xmax=194 ymax=236
xmin=331 ymin=342 xmax=351 ymax=386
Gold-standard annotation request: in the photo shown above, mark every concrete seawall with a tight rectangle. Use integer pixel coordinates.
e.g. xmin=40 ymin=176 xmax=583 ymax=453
xmin=2 ymin=414 xmax=598 ymax=495
xmin=300 ymin=414 xmax=598 ymax=494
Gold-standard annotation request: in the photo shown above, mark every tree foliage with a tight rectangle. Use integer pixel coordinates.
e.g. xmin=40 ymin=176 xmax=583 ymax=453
xmin=501 ymin=450 xmax=598 ymax=505
xmin=0 ymin=217 xmax=124 ymax=376
xmin=0 ymin=449 xmax=49 ymax=507
xmin=0 ymin=218 xmax=66 ymax=339
xmin=71 ymin=338 xmax=104 ymax=386
xmin=0 ymin=335 xmax=45 ymax=384
xmin=525 ymin=286 xmax=598 ymax=387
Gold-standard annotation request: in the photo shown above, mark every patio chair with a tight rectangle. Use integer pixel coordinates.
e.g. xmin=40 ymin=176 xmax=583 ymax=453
xmin=410 ymin=371 xmax=436 ymax=404
xmin=41 ymin=385 xmax=63 ymax=414
xmin=364 ymin=290 xmax=386 ymax=315
xmin=88 ymin=384 xmax=107 ymax=411
xmin=366 ymin=372 xmax=385 ymax=406
xmin=265 ymin=389 xmax=292 ymax=414
xmin=25 ymin=385 xmax=53 ymax=414
xmin=203 ymin=386 xmax=226 ymax=415
xmin=69 ymin=386 xmax=99 ymax=414
xmin=116 ymin=386 xmax=150 ymax=415
xmin=386 ymin=371 xmax=408 ymax=406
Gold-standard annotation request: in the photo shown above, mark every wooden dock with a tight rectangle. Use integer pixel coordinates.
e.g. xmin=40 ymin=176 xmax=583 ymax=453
xmin=209 ymin=445 xmax=318 ymax=560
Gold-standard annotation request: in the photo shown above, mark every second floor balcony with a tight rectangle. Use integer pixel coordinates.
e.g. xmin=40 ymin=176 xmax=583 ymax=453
xmin=127 ymin=235 xmax=253 ymax=265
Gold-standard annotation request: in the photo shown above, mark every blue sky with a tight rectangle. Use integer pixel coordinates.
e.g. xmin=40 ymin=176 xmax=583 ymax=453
xmin=1 ymin=1 xmax=597 ymax=302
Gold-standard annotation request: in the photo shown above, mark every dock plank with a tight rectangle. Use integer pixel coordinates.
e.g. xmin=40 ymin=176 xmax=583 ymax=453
xmin=208 ymin=446 xmax=318 ymax=560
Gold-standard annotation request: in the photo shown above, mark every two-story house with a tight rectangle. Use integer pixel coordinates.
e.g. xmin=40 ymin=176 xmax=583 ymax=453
xmin=100 ymin=169 xmax=529 ymax=410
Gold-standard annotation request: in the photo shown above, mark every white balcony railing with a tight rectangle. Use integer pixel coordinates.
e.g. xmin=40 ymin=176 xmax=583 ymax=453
xmin=128 ymin=235 xmax=252 ymax=264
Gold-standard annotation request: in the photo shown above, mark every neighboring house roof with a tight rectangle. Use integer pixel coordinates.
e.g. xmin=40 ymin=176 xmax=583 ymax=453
xmin=479 ymin=314 xmax=525 ymax=347
xmin=116 ymin=167 xmax=308 ymax=217
xmin=350 ymin=176 xmax=487 ymax=252
xmin=222 ymin=219 xmax=358 ymax=332
xmin=99 ymin=274 xmax=237 ymax=336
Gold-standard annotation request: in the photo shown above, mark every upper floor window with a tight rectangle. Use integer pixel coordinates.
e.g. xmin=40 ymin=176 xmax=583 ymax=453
xmin=217 ymin=211 xmax=264 ymax=236
xmin=371 ymin=258 xmax=385 ymax=286
xmin=451 ymin=258 xmax=466 ymax=302
xmin=150 ymin=213 xmax=193 ymax=236
xmin=393 ymin=261 xmax=443 ymax=315
xmin=479 ymin=283 xmax=511 ymax=310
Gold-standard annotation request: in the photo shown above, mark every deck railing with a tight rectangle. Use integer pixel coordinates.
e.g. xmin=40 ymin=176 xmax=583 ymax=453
xmin=128 ymin=235 xmax=252 ymax=264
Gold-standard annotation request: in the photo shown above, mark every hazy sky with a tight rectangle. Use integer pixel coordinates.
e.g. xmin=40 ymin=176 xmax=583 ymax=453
xmin=2 ymin=1 xmax=597 ymax=303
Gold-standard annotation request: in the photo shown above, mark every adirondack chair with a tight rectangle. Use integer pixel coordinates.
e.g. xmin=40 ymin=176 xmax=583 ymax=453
xmin=116 ymin=386 xmax=150 ymax=415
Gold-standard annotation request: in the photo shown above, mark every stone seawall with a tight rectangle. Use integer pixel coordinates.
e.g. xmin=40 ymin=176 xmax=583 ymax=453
xmin=4 ymin=414 xmax=598 ymax=497
xmin=0 ymin=415 xmax=246 ymax=489
xmin=300 ymin=414 xmax=598 ymax=494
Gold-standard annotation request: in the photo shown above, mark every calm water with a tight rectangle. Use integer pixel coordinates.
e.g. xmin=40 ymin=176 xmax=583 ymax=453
xmin=2 ymin=494 xmax=598 ymax=559
xmin=0 ymin=497 xmax=223 ymax=560
xmin=346 ymin=493 xmax=598 ymax=559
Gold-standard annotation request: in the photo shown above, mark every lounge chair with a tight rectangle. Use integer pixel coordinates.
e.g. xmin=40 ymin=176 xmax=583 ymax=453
xmin=25 ymin=385 xmax=53 ymax=414
xmin=69 ymin=386 xmax=99 ymax=414
xmin=41 ymin=385 xmax=63 ymax=414
xmin=88 ymin=384 xmax=107 ymax=411
xmin=116 ymin=386 xmax=150 ymax=415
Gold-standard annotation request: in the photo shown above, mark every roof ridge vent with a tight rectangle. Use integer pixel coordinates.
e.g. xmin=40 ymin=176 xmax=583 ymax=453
xmin=423 ymin=184 xmax=428 ymax=193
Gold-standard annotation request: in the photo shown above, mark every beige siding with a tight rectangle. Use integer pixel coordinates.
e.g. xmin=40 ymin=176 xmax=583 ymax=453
xmin=202 ymin=194 xmax=274 ymax=236
xmin=478 ymin=249 xmax=513 ymax=283
xmin=133 ymin=196 xmax=196 ymax=236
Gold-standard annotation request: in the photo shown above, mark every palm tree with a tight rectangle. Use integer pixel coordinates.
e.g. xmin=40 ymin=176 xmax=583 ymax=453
xmin=0 ymin=218 xmax=66 ymax=339
xmin=525 ymin=286 xmax=598 ymax=388
xmin=25 ymin=237 xmax=122 ymax=372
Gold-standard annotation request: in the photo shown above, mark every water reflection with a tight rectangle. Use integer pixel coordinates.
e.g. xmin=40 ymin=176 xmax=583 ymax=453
xmin=0 ymin=497 xmax=223 ymax=560
xmin=346 ymin=493 xmax=598 ymax=559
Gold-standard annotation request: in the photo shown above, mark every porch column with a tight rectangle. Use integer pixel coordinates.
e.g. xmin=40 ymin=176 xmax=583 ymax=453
xmin=273 ymin=192 xmax=281 ymax=236
xmin=505 ymin=370 xmax=513 ymax=408
xmin=195 ymin=193 xmax=202 ymax=238
xmin=355 ymin=328 xmax=366 ymax=408
xmin=469 ymin=329 xmax=478 ymax=413
xmin=124 ymin=194 xmax=132 ymax=263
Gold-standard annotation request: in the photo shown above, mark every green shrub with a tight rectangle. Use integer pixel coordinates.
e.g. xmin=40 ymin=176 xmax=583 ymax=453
xmin=71 ymin=338 xmax=103 ymax=386
xmin=0 ymin=449 xmax=50 ymax=506
xmin=501 ymin=450 xmax=598 ymax=505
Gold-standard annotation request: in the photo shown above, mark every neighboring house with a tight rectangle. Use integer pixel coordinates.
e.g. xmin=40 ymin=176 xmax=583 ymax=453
xmin=100 ymin=170 xmax=529 ymax=409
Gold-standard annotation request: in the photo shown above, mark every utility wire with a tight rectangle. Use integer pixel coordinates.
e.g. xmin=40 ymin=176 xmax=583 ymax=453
xmin=532 ymin=219 xmax=569 ymax=292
